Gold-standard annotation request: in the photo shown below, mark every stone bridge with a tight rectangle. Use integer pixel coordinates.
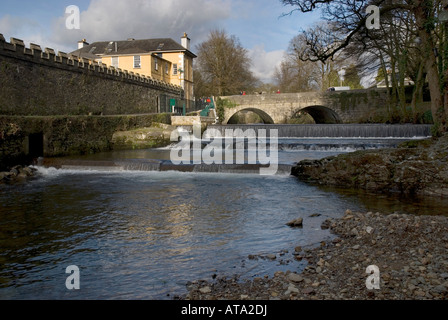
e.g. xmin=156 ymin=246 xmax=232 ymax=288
xmin=221 ymin=89 xmax=390 ymax=124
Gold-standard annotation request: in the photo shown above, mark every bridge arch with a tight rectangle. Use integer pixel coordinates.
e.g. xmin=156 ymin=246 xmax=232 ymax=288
xmin=298 ymin=105 xmax=343 ymax=124
xmin=225 ymin=108 xmax=275 ymax=124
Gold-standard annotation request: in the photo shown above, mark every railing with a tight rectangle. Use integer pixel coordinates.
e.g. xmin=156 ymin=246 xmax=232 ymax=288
xmin=198 ymin=98 xmax=215 ymax=117
xmin=165 ymin=97 xmax=215 ymax=116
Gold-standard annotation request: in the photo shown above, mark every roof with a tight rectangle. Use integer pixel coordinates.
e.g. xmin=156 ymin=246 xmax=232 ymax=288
xmin=70 ymin=38 xmax=196 ymax=59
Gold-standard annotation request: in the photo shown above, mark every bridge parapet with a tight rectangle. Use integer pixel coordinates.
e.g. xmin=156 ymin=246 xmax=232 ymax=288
xmin=221 ymin=89 xmax=390 ymax=124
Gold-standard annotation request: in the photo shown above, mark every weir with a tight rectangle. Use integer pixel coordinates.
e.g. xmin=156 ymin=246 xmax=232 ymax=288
xmin=42 ymin=158 xmax=291 ymax=175
xmin=209 ymin=124 xmax=432 ymax=138
xmin=39 ymin=124 xmax=432 ymax=176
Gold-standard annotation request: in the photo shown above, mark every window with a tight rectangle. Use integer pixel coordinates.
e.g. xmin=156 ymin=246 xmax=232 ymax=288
xmin=134 ymin=55 xmax=141 ymax=69
xmin=154 ymin=57 xmax=158 ymax=71
xmin=111 ymin=56 xmax=119 ymax=68
xmin=165 ymin=63 xmax=169 ymax=75
xmin=173 ymin=64 xmax=178 ymax=75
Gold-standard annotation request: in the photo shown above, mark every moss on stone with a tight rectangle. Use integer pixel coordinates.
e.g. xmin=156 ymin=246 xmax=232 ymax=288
xmin=0 ymin=113 xmax=174 ymax=168
xmin=398 ymin=138 xmax=433 ymax=149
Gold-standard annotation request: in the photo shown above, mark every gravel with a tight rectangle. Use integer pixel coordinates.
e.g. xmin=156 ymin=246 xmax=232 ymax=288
xmin=181 ymin=210 xmax=448 ymax=300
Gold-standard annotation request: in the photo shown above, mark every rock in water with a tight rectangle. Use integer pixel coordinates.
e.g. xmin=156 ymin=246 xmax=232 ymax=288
xmin=321 ymin=219 xmax=332 ymax=230
xmin=286 ymin=218 xmax=303 ymax=228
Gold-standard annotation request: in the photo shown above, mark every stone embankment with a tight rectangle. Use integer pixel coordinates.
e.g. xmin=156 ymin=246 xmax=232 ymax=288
xmin=291 ymin=133 xmax=448 ymax=197
xmin=183 ymin=210 xmax=448 ymax=300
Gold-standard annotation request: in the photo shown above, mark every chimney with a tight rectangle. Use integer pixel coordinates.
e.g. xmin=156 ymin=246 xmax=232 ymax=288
xmin=78 ymin=39 xmax=89 ymax=49
xmin=181 ymin=32 xmax=190 ymax=50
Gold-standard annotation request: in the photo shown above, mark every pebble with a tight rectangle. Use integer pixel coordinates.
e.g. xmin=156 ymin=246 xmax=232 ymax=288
xmin=285 ymin=285 xmax=300 ymax=295
xmin=288 ymin=273 xmax=304 ymax=283
xmin=433 ymin=284 xmax=447 ymax=294
xmin=199 ymin=286 xmax=211 ymax=294
xmin=302 ymin=287 xmax=315 ymax=295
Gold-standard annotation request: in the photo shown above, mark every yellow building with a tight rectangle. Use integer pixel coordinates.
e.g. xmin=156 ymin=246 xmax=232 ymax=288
xmin=71 ymin=33 xmax=196 ymax=109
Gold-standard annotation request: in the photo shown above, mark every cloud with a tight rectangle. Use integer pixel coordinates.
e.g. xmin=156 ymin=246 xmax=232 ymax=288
xmin=0 ymin=15 xmax=25 ymax=36
xmin=0 ymin=14 xmax=66 ymax=52
xmin=0 ymin=14 xmax=42 ymax=41
xmin=0 ymin=0 xmax=309 ymax=84
xmin=248 ymin=45 xmax=284 ymax=83
xmin=51 ymin=0 xmax=232 ymax=52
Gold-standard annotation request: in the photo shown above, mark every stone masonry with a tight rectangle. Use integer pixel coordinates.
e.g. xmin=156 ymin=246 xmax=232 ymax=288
xmin=222 ymin=90 xmax=391 ymax=124
xmin=0 ymin=35 xmax=183 ymax=116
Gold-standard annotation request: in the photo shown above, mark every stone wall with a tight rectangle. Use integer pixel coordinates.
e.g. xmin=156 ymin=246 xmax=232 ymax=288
xmin=0 ymin=114 xmax=172 ymax=171
xmin=0 ymin=35 xmax=184 ymax=170
xmin=323 ymin=89 xmax=391 ymax=123
xmin=0 ymin=35 xmax=183 ymax=116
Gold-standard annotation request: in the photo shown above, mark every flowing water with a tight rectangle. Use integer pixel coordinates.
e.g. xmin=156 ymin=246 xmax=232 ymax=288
xmin=1 ymin=124 xmax=447 ymax=300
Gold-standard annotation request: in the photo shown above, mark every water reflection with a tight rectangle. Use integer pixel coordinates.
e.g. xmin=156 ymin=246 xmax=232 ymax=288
xmin=317 ymin=185 xmax=448 ymax=216
xmin=1 ymin=171 xmax=361 ymax=299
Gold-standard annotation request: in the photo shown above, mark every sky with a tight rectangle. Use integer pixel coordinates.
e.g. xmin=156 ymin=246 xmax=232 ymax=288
xmin=0 ymin=0 xmax=322 ymax=83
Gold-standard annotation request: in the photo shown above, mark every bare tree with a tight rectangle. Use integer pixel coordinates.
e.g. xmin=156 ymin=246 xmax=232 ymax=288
xmin=275 ymin=32 xmax=332 ymax=92
xmin=277 ymin=24 xmax=363 ymax=92
xmin=280 ymin=0 xmax=448 ymax=132
xmin=194 ymin=29 xmax=259 ymax=96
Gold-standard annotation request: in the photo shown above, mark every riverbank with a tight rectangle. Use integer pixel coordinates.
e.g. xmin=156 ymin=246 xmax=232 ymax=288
xmin=182 ymin=210 xmax=448 ymax=300
xmin=291 ymin=133 xmax=448 ymax=197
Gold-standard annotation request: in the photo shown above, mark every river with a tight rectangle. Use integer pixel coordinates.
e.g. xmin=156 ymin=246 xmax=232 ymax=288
xmin=1 ymin=124 xmax=447 ymax=300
